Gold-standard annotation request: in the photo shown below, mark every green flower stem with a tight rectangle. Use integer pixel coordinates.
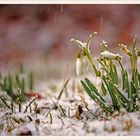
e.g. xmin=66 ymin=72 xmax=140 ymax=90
xmin=84 ymin=48 xmax=100 ymax=77
xmin=118 ymin=60 xmax=124 ymax=72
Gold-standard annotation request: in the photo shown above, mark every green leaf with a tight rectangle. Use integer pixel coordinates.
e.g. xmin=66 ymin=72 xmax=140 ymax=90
xmin=130 ymin=81 xmax=138 ymax=104
xmin=121 ymin=70 xmax=128 ymax=91
xmin=81 ymin=80 xmax=96 ymax=101
xmin=29 ymin=71 xmax=34 ymax=91
xmin=113 ymin=85 xmax=129 ymax=104
xmin=102 ymin=75 xmax=120 ymax=110
xmin=19 ymin=63 xmax=24 ymax=74
xmin=8 ymin=73 xmax=13 ymax=93
xmin=110 ymin=61 xmax=118 ymax=85
xmin=101 ymin=82 xmax=107 ymax=95
xmin=125 ymin=75 xmax=133 ymax=112
xmin=15 ymin=74 xmax=25 ymax=102
xmin=15 ymin=74 xmax=21 ymax=88
xmin=132 ymin=68 xmax=138 ymax=87
xmin=113 ymin=64 xmax=119 ymax=83
xmin=85 ymin=78 xmax=106 ymax=102
xmin=81 ymin=80 xmax=113 ymax=113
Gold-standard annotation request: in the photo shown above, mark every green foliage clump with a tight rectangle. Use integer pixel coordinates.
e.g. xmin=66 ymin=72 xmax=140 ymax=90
xmin=71 ymin=33 xmax=140 ymax=114
xmin=0 ymin=64 xmax=35 ymax=112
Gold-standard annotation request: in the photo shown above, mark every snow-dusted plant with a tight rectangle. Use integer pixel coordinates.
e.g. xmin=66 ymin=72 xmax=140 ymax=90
xmin=0 ymin=64 xmax=35 ymax=112
xmin=71 ymin=32 xmax=100 ymax=77
xmin=71 ymin=33 xmax=140 ymax=114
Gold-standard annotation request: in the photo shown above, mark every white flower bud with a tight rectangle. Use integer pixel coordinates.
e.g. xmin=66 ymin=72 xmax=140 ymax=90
xmin=76 ymin=58 xmax=82 ymax=76
xmin=94 ymin=32 xmax=98 ymax=35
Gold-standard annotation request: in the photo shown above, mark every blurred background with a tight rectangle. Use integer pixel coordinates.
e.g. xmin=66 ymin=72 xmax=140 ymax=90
xmin=0 ymin=4 xmax=140 ymax=80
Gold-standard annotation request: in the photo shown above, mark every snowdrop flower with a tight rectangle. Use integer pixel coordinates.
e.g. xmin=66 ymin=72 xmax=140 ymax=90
xmin=76 ymin=52 xmax=89 ymax=76
xmin=70 ymin=32 xmax=97 ymax=51
xmin=70 ymin=39 xmax=87 ymax=51
xmin=71 ymin=32 xmax=100 ymax=77
xmin=100 ymin=50 xmax=122 ymax=60
xmin=76 ymin=53 xmax=82 ymax=76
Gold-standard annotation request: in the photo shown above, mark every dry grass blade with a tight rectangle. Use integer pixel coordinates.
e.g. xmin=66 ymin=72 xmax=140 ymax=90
xmin=57 ymin=77 xmax=70 ymax=100
xmin=24 ymin=96 xmax=38 ymax=113
xmin=0 ymin=96 xmax=12 ymax=110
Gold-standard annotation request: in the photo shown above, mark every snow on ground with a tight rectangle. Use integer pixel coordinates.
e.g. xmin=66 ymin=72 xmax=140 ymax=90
xmin=0 ymin=76 xmax=140 ymax=136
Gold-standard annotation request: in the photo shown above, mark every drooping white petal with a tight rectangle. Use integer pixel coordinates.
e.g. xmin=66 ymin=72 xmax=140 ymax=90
xmin=76 ymin=58 xmax=82 ymax=76
xmin=70 ymin=39 xmax=83 ymax=48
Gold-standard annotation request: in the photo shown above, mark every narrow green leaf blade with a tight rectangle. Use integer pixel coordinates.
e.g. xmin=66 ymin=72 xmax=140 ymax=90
xmin=81 ymin=80 xmax=113 ymax=113
xmin=102 ymin=75 xmax=119 ymax=110
xmin=85 ymin=78 xmax=106 ymax=102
